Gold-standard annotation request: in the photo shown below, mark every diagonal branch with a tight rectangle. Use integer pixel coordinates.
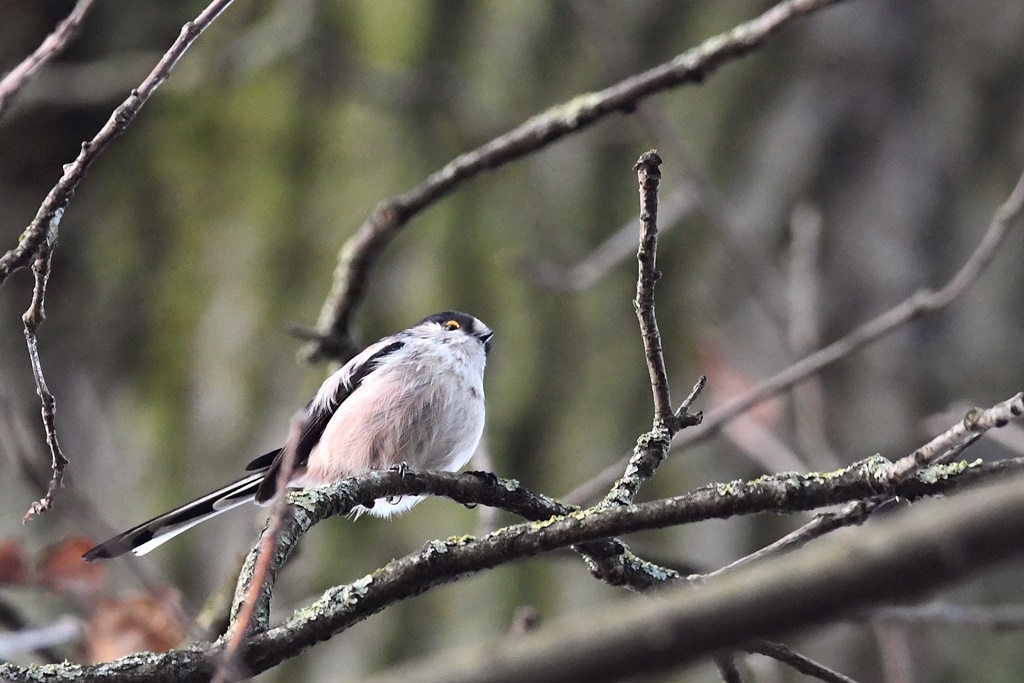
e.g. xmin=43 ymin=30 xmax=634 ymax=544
xmin=743 ymin=641 xmax=861 ymax=683
xmin=21 ymin=240 xmax=66 ymax=521
xmin=0 ymin=0 xmax=96 ymax=118
xmin=0 ymin=0 xmax=237 ymax=520
xmin=0 ymin=0 xmax=236 ymax=288
xmin=298 ymin=0 xmax=849 ymax=364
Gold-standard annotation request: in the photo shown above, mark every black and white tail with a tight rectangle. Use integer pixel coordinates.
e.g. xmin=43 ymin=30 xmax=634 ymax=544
xmin=82 ymin=470 xmax=268 ymax=561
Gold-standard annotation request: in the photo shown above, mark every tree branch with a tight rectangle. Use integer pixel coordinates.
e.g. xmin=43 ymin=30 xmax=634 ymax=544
xmin=20 ymin=242 xmax=66 ymax=521
xmin=600 ymin=153 xmax=705 ymax=510
xmin=298 ymin=0 xmax=848 ymax=364
xmin=357 ymin=469 xmax=1024 ymax=683
xmin=3 ymin=440 xmax=1024 ymax=681
xmin=1 ymin=0 xmax=237 ymax=521
xmin=0 ymin=0 xmax=96 ymax=118
xmin=0 ymin=0 xmax=236 ymax=288
xmin=743 ymin=640 xmax=860 ymax=683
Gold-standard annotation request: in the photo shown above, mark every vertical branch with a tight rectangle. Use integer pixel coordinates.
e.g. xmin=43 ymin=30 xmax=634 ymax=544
xmin=634 ymin=151 xmax=674 ymax=426
xmin=21 ymin=224 xmax=67 ymax=522
xmin=215 ymin=414 xmax=303 ymax=683
xmin=602 ymin=152 xmax=704 ymax=508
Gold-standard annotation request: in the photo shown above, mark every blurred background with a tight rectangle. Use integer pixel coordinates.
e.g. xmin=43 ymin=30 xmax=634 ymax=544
xmin=2 ymin=0 xmax=1024 ymax=681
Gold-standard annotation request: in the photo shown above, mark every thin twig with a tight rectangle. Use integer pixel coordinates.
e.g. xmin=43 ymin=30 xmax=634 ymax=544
xmin=634 ymin=150 xmax=673 ymax=426
xmin=21 ymin=242 xmax=66 ymax=521
xmin=215 ymin=415 xmax=302 ymax=683
xmin=564 ymin=167 xmax=1024 ymax=505
xmin=698 ymin=394 xmax=1024 ymax=580
xmin=699 ymin=497 xmax=891 ymax=581
xmin=0 ymin=0 xmax=96 ymax=118
xmin=299 ymin=0 xmax=848 ymax=364
xmin=601 ymin=153 xmax=704 ymax=509
xmin=744 ymin=640 xmax=861 ymax=683
xmin=0 ymin=0 xmax=236 ymax=288
xmin=885 ymin=395 xmax=1024 ymax=484
xmin=4 ymin=0 xmax=237 ymax=521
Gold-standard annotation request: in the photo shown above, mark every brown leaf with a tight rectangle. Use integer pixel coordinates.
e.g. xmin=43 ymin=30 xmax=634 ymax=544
xmin=37 ymin=536 xmax=107 ymax=601
xmin=0 ymin=537 xmax=30 ymax=585
xmin=81 ymin=588 xmax=187 ymax=663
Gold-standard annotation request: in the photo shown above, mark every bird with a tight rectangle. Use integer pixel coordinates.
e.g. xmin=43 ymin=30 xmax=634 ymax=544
xmin=82 ymin=311 xmax=493 ymax=561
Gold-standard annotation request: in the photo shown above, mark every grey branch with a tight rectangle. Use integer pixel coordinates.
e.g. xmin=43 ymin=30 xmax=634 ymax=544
xmin=358 ymin=470 xmax=1024 ymax=683
xmin=743 ymin=641 xmax=860 ymax=683
xmin=0 ymin=0 xmax=236 ymax=288
xmin=870 ymin=603 xmax=1024 ymax=630
xmin=21 ymin=240 xmax=66 ymax=521
xmin=0 ymin=0 xmax=96 ymax=118
xmin=2 ymin=444 xmax=1024 ymax=682
xmin=299 ymin=0 xmax=849 ymax=364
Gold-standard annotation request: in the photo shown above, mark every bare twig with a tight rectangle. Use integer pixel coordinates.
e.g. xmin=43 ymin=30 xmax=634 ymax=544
xmin=601 ymin=153 xmax=704 ymax=509
xmin=699 ymin=394 xmax=1024 ymax=580
xmin=744 ymin=640 xmax=861 ymax=683
xmin=699 ymin=497 xmax=890 ymax=581
xmin=565 ymin=168 xmax=1024 ymax=505
xmin=634 ymin=151 xmax=673 ymax=426
xmin=299 ymin=0 xmax=848 ymax=364
xmin=2 ymin=0 xmax=237 ymax=520
xmin=0 ymin=0 xmax=236 ymax=288
xmin=886 ymin=393 xmax=1024 ymax=484
xmin=21 ymin=242 xmax=67 ymax=521
xmin=216 ymin=415 xmax=302 ymax=683
xmin=0 ymin=0 xmax=96 ymax=118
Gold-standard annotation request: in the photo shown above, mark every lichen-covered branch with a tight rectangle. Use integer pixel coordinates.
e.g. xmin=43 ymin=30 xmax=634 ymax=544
xmin=2 ymin=446 xmax=1024 ymax=682
xmin=600 ymin=152 xmax=705 ymax=512
xmin=356 ymin=471 xmax=1024 ymax=683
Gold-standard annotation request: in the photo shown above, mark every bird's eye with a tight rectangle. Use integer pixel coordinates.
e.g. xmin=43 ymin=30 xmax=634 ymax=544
xmin=444 ymin=320 xmax=461 ymax=331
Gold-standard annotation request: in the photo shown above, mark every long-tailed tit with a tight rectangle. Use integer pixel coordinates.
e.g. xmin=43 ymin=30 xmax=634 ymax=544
xmin=82 ymin=311 xmax=493 ymax=561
